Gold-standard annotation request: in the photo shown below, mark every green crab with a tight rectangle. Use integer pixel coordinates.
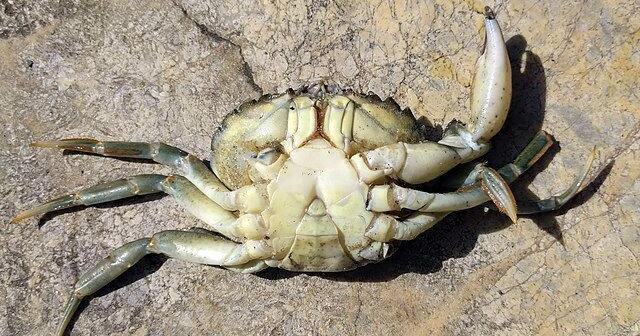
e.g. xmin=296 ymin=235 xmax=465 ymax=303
xmin=12 ymin=7 xmax=594 ymax=335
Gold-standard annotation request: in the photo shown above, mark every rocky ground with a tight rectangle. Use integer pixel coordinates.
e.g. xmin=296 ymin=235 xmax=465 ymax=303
xmin=1 ymin=0 xmax=638 ymax=335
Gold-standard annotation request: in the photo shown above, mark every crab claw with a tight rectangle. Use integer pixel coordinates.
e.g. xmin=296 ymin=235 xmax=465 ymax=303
xmin=470 ymin=6 xmax=512 ymax=143
xmin=480 ymin=166 xmax=518 ymax=223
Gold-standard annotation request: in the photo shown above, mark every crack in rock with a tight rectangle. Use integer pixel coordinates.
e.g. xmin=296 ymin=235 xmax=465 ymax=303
xmin=170 ymin=0 xmax=263 ymax=95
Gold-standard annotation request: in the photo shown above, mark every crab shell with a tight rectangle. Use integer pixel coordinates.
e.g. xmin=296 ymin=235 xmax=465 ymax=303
xmin=210 ymin=90 xmax=426 ymax=271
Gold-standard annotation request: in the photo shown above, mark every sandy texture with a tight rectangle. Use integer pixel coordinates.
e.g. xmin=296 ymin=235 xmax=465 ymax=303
xmin=1 ymin=0 xmax=638 ymax=335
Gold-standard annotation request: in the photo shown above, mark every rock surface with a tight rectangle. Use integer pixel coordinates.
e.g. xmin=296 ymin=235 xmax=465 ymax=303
xmin=1 ymin=0 xmax=638 ymax=335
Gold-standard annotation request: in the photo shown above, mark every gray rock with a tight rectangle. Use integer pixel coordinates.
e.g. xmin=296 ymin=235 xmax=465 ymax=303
xmin=1 ymin=0 xmax=638 ymax=335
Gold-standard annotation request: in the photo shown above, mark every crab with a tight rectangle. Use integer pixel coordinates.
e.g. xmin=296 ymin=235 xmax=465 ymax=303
xmin=11 ymin=7 xmax=595 ymax=336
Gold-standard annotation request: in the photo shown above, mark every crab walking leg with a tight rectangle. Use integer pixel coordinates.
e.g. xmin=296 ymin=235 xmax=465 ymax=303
xmin=55 ymin=231 xmax=271 ymax=336
xmin=11 ymin=174 xmax=167 ymax=223
xmin=366 ymin=132 xmax=595 ymax=241
xmin=366 ymin=212 xmax=449 ymax=242
xmin=354 ymin=140 xmax=490 ymax=184
xmin=30 ymin=139 xmax=236 ymax=208
xmin=501 ymin=147 xmax=597 ymax=214
xmin=11 ymin=174 xmax=267 ymax=240
xmin=368 ymin=183 xmax=496 ymax=213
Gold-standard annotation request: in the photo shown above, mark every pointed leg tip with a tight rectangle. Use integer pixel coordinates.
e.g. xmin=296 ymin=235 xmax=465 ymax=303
xmin=481 ymin=167 xmax=519 ymax=223
xmin=56 ymin=295 xmax=82 ymax=336
xmin=484 ymin=6 xmax=496 ymax=20
xmin=30 ymin=140 xmax=70 ymax=149
xmin=30 ymin=141 xmax=55 ymax=148
xmin=9 ymin=213 xmax=27 ymax=224
xmin=574 ymin=146 xmax=598 ymax=190
xmin=504 ymin=201 xmax=518 ymax=224
xmin=589 ymin=146 xmax=598 ymax=161
xmin=31 ymin=138 xmax=99 ymax=148
xmin=11 ymin=207 xmax=47 ymax=223
xmin=55 ymin=322 xmax=68 ymax=336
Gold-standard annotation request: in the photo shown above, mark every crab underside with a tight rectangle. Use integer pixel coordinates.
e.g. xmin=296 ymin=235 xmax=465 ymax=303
xmin=12 ymin=8 xmax=595 ymax=336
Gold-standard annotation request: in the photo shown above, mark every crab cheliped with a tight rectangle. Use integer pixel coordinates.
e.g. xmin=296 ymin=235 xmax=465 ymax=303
xmin=13 ymin=8 xmax=595 ymax=335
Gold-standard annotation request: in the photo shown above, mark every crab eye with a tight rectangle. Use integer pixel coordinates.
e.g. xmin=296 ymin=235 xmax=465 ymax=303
xmin=256 ymin=147 xmax=280 ymax=166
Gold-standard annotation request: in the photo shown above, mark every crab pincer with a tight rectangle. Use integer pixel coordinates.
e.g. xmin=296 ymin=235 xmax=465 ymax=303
xmin=480 ymin=166 xmax=518 ymax=223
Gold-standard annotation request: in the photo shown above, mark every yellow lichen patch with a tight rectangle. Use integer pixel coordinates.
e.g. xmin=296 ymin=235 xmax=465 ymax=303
xmin=429 ymin=56 xmax=456 ymax=80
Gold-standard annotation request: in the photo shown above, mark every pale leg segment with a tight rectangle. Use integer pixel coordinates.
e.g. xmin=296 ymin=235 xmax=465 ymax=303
xmin=353 ymin=139 xmax=490 ymax=184
xmin=281 ymin=96 xmax=317 ymax=153
xmin=55 ymin=230 xmax=271 ymax=336
xmin=11 ymin=174 xmax=266 ymax=241
xmin=353 ymin=8 xmax=511 ymax=185
xmin=323 ymin=95 xmax=355 ymax=153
